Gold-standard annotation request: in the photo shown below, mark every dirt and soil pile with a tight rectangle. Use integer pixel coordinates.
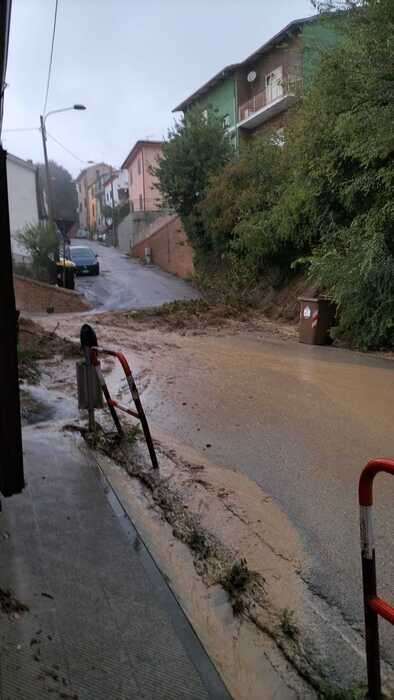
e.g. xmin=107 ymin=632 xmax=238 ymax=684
xmin=93 ymin=298 xmax=299 ymax=340
xmin=18 ymin=317 xmax=80 ymax=382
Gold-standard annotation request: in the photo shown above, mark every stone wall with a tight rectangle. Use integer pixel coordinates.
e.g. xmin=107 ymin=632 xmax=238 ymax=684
xmin=117 ymin=210 xmax=170 ymax=254
xmin=131 ymin=215 xmax=194 ymax=279
xmin=14 ymin=275 xmax=90 ymax=314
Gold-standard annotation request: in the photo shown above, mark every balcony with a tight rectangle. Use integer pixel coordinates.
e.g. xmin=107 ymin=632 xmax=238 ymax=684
xmin=238 ymin=81 xmax=298 ymax=130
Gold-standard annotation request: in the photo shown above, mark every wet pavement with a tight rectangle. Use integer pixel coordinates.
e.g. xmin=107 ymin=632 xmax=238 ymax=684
xmin=72 ymin=239 xmax=200 ymax=310
xmin=0 ymin=424 xmax=232 ymax=700
xmin=35 ymin=313 xmax=394 ymax=688
xmin=134 ymin=332 xmax=394 ymax=667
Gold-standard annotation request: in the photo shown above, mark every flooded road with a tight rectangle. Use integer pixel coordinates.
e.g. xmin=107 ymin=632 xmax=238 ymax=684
xmin=39 ymin=312 xmax=394 ymax=683
xmin=72 ymin=239 xmax=200 ymax=310
xmin=136 ymin=332 xmax=394 ymax=661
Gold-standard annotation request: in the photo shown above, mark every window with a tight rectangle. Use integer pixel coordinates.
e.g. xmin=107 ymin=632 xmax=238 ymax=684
xmin=79 ymin=202 xmax=82 ymax=212
xmin=223 ymin=114 xmax=231 ymax=129
xmin=96 ymin=169 xmax=100 ymax=180
xmin=265 ymin=66 xmax=283 ymax=103
xmin=139 ymin=194 xmax=143 ymax=210
xmin=137 ymin=159 xmax=141 ymax=175
xmin=92 ymin=204 xmax=95 ymax=218
xmin=129 ymin=169 xmax=133 ymax=185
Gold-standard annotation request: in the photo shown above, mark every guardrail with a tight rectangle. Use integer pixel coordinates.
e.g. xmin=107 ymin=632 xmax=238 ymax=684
xmin=359 ymin=459 xmax=394 ymax=698
xmin=79 ymin=323 xmax=159 ymax=470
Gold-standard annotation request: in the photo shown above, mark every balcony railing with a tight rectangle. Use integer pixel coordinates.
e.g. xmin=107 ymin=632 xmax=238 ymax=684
xmin=238 ymin=80 xmax=299 ymax=123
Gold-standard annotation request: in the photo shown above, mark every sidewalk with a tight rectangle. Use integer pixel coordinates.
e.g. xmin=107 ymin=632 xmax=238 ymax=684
xmin=0 ymin=424 xmax=232 ymax=700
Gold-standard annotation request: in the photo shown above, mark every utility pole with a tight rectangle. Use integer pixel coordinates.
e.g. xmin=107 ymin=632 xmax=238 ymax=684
xmin=110 ymin=166 xmax=117 ymax=247
xmin=39 ymin=105 xmax=86 ymax=285
xmin=40 ymin=115 xmax=54 ymax=224
xmin=39 ymin=114 xmax=67 ymax=286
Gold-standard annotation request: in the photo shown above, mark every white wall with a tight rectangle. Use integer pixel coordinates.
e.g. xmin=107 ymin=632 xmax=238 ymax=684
xmin=6 ymin=154 xmax=39 ymax=261
xmin=104 ymin=170 xmax=129 ymax=208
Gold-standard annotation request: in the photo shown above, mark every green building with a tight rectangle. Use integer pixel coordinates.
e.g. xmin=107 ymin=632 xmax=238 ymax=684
xmin=173 ymin=15 xmax=340 ymax=148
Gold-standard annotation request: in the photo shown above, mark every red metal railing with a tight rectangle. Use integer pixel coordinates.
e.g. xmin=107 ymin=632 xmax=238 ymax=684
xmin=359 ymin=459 xmax=394 ymax=698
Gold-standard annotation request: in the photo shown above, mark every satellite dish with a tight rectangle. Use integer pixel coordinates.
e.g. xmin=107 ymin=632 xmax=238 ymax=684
xmin=247 ymin=70 xmax=257 ymax=83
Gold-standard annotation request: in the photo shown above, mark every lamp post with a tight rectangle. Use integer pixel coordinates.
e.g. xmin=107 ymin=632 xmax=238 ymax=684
xmin=40 ymin=104 xmax=86 ymax=285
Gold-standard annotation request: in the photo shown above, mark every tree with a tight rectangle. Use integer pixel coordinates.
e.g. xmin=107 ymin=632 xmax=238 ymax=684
xmin=296 ymin=0 xmax=394 ymax=348
xmin=201 ymin=133 xmax=288 ymax=265
xmin=36 ymin=160 xmax=77 ymax=224
xmin=17 ymin=222 xmax=59 ymax=282
xmin=153 ymin=108 xmax=233 ymax=251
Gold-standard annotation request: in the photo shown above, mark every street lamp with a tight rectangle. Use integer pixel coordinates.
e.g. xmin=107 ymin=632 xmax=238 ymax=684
xmin=40 ymin=104 xmax=87 ymax=226
xmin=39 ymin=104 xmax=86 ymax=285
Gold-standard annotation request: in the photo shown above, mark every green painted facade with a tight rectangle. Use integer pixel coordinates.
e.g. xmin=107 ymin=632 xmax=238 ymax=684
xmin=302 ymin=19 xmax=340 ymax=87
xmin=187 ymin=77 xmax=238 ymax=148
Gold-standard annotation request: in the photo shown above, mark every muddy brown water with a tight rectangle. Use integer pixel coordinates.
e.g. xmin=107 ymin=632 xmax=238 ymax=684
xmin=39 ymin=315 xmax=394 ymax=688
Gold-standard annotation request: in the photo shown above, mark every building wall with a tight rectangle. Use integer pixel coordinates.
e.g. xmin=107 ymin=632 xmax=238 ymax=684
xmin=302 ymin=19 xmax=340 ymax=87
xmin=76 ymin=163 xmax=111 ymax=231
xmin=142 ymin=145 xmax=162 ymax=210
xmin=6 ymin=155 xmax=39 ymax=261
xmin=235 ymin=33 xmax=303 ymax=120
xmin=192 ymin=77 xmax=238 ymax=147
xmin=127 ymin=144 xmax=162 ymax=212
xmin=197 ymin=77 xmax=236 ymax=127
xmin=117 ymin=210 xmax=167 ymax=255
xmin=103 ymin=170 xmax=129 ymax=208
xmin=131 ymin=215 xmax=194 ymax=279
xmin=14 ymin=275 xmax=90 ymax=313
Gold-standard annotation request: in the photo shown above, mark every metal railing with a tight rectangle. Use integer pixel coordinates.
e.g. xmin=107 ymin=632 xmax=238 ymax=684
xmin=359 ymin=459 xmax=394 ymax=698
xmin=238 ymin=79 xmax=300 ymax=123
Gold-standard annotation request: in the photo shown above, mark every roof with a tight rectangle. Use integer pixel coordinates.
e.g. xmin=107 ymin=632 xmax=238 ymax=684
xmin=74 ymin=162 xmax=111 ymax=183
xmin=173 ymin=64 xmax=240 ymax=113
xmin=121 ymin=140 xmax=163 ymax=170
xmin=173 ymin=15 xmax=316 ymax=113
xmin=6 ymin=152 xmax=37 ymax=173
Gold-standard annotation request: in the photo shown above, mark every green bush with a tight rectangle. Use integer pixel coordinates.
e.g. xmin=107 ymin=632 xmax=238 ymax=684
xmin=17 ymin=222 xmax=59 ymax=283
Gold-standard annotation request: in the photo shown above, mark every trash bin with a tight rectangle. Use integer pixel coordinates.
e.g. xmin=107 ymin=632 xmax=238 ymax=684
xmin=298 ymin=297 xmax=336 ymax=345
xmin=56 ymin=259 xmax=76 ymax=290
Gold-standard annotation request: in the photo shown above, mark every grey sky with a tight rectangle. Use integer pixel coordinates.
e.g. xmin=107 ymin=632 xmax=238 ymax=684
xmin=3 ymin=0 xmax=315 ymax=178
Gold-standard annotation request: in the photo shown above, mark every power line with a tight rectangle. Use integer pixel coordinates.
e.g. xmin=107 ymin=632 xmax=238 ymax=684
xmin=3 ymin=127 xmax=39 ymax=132
xmin=46 ymin=130 xmax=88 ymax=163
xmin=43 ymin=0 xmax=59 ymax=115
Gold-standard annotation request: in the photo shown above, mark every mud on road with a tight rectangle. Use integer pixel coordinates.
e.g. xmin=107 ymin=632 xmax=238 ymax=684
xmin=27 ymin=307 xmax=394 ymax=699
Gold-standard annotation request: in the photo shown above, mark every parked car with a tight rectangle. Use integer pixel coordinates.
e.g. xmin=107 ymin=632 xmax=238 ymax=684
xmin=69 ymin=246 xmax=100 ymax=276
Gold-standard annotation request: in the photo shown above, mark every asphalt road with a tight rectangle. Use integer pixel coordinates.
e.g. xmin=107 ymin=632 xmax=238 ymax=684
xmin=72 ymin=239 xmax=200 ymax=310
xmin=139 ymin=331 xmax=394 ymax=678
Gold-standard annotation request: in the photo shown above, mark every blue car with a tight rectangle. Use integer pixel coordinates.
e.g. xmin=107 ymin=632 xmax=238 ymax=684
xmin=69 ymin=246 xmax=100 ymax=276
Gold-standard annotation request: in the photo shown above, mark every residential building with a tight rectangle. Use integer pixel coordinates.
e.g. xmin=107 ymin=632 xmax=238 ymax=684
xmin=6 ymin=152 xmax=40 ymax=262
xmin=173 ymin=16 xmax=338 ymax=145
xmin=75 ymin=162 xmax=112 ymax=232
xmin=121 ymin=141 xmax=162 ymax=212
xmin=103 ymin=169 xmax=129 ymax=211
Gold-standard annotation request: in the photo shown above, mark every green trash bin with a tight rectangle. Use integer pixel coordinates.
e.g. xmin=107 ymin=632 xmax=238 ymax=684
xmin=298 ymin=297 xmax=336 ymax=345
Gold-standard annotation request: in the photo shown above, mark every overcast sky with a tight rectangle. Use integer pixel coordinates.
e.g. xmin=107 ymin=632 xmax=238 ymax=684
xmin=3 ymin=0 xmax=315 ymax=178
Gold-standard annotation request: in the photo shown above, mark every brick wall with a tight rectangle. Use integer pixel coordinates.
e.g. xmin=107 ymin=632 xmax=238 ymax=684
xmin=131 ymin=215 xmax=194 ymax=279
xmin=14 ymin=275 xmax=90 ymax=314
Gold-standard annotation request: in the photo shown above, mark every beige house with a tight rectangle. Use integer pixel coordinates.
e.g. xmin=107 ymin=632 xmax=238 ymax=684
xmin=75 ymin=162 xmax=112 ymax=232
